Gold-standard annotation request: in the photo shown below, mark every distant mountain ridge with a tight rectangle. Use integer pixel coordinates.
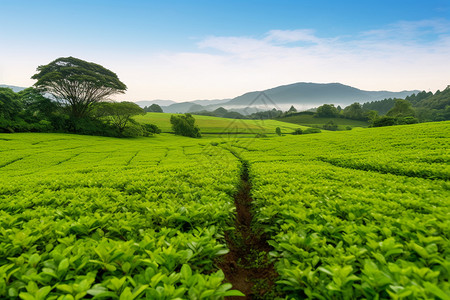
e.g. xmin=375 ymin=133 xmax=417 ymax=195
xmin=2 ymin=82 xmax=419 ymax=115
xmin=152 ymin=82 xmax=419 ymax=114
xmin=226 ymin=82 xmax=418 ymax=106
xmin=0 ymin=84 xmax=27 ymax=93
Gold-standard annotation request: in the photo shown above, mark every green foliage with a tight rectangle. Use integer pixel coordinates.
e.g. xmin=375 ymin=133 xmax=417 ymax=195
xmin=170 ymin=113 xmax=201 ymax=138
xmin=373 ymin=116 xmax=419 ymax=127
xmin=315 ymin=104 xmax=339 ymax=118
xmin=144 ymin=104 xmax=163 ymax=113
xmin=232 ymin=121 xmax=449 ymax=298
xmin=343 ymin=102 xmax=365 ymax=120
xmin=323 ymin=120 xmax=338 ymax=131
xmin=362 ymin=98 xmax=396 ymax=115
xmin=386 ymin=99 xmax=416 ymax=118
xmin=32 ymin=57 xmax=127 ymax=119
xmin=141 ymin=124 xmax=161 ymax=136
xmin=66 ymin=117 xmax=120 ymax=136
xmin=275 ymin=127 xmax=282 ymax=136
xmin=292 ymin=128 xmax=303 ymax=135
xmin=287 ymin=105 xmax=297 ymax=113
xmin=413 ymin=86 xmax=450 ymax=110
xmin=0 ymin=133 xmax=243 ymax=298
xmin=0 ymin=87 xmax=21 ymax=120
xmin=94 ymin=102 xmax=144 ymax=134
xmin=137 ymin=112 xmax=302 ymax=134
xmin=1 ymin=121 xmax=448 ymax=299
xmin=277 ymin=112 xmax=368 ymax=130
xmin=303 ymin=127 xmax=321 ymax=134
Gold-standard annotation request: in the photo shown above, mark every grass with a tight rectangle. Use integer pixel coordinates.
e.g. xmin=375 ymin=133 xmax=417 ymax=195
xmin=276 ymin=113 xmax=369 ymax=129
xmin=135 ymin=112 xmax=307 ymax=134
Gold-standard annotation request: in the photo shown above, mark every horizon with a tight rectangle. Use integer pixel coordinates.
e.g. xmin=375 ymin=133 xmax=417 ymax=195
xmin=1 ymin=0 xmax=449 ymax=101
xmin=0 ymin=81 xmax=422 ymax=105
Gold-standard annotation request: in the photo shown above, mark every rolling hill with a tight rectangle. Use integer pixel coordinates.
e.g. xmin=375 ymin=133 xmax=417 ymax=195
xmin=147 ymin=82 xmax=419 ymax=114
xmin=134 ymin=112 xmax=304 ymax=134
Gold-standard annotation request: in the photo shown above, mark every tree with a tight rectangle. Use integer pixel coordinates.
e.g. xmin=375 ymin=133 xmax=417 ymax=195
xmin=292 ymin=128 xmax=303 ymax=135
xmin=31 ymin=57 xmax=127 ymax=119
xmin=95 ymin=101 xmax=144 ymax=133
xmin=275 ymin=127 xmax=281 ymax=136
xmin=343 ymin=102 xmax=364 ymax=120
xmin=145 ymin=104 xmax=163 ymax=113
xmin=287 ymin=105 xmax=297 ymax=114
xmin=170 ymin=113 xmax=201 ymax=138
xmin=213 ymin=107 xmax=228 ymax=116
xmin=142 ymin=123 xmax=161 ymax=135
xmin=0 ymin=88 xmax=21 ymax=120
xmin=315 ymin=104 xmax=339 ymax=117
xmin=0 ymin=88 xmax=22 ymax=132
xmin=18 ymin=88 xmax=59 ymax=120
xmin=365 ymin=110 xmax=379 ymax=125
xmin=386 ymin=99 xmax=415 ymax=117
xmin=323 ymin=120 xmax=338 ymax=131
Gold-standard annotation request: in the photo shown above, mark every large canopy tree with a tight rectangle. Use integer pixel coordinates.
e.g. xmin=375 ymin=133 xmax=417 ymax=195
xmin=31 ymin=57 xmax=127 ymax=119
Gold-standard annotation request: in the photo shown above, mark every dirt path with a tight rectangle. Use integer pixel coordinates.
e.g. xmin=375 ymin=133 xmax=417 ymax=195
xmin=218 ymin=158 xmax=278 ymax=299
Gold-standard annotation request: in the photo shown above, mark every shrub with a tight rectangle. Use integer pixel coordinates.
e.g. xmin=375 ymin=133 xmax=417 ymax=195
xmin=275 ymin=127 xmax=282 ymax=136
xmin=323 ymin=121 xmax=338 ymax=131
xmin=292 ymin=128 xmax=303 ymax=135
xmin=372 ymin=116 xmax=398 ymax=127
xmin=123 ymin=124 xmax=144 ymax=137
xmin=142 ymin=124 xmax=161 ymax=135
xmin=303 ymin=128 xmax=321 ymax=134
xmin=397 ymin=116 xmax=419 ymax=125
xmin=170 ymin=113 xmax=201 ymax=138
xmin=69 ymin=117 xmax=119 ymax=137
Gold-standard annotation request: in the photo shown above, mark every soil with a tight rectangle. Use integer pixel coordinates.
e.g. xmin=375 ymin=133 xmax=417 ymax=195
xmin=217 ymin=160 xmax=278 ymax=299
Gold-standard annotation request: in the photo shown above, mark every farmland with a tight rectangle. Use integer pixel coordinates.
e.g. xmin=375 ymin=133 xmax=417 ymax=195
xmin=135 ymin=113 xmax=303 ymax=134
xmin=0 ymin=121 xmax=449 ymax=299
xmin=276 ymin=112 xmax=369 ymax=130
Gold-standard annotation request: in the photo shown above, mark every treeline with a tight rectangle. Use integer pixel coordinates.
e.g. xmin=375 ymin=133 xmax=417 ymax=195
xmin=0 ymin=57 xmax=160 ymax=137
xmin=193 ymin=86 xmax=449 ymax=128
xmin=0 ymin=87 xmax=160 ymax=137
xmin=193 ymin=106 xmax=293 ymax=120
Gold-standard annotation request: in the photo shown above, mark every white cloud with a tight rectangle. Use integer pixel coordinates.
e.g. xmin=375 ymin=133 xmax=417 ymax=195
xmin=161 ymin=19 xmax=450 ymax=99
xmin=2 ymin=19 xmax=449 ymax=101
xmin=265 ymin=29 xmax=323 ymax=44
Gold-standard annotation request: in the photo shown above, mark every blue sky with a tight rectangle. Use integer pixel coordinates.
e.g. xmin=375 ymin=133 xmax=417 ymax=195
xmin=1 ymin=0 xmax=449 ymax=101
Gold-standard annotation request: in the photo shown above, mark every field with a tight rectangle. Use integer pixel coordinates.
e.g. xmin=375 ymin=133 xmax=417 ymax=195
xmin=135 ymin=112 xmax=304 ymax=134
xmin=276 ymin=113 xmax=369 ymax=130
xmin=0 ymin=121 xmax=449 ymax=299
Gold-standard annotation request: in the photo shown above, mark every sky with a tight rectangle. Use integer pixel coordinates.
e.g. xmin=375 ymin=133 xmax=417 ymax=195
xmin=1 ymin=0 xmax=449 ymax=102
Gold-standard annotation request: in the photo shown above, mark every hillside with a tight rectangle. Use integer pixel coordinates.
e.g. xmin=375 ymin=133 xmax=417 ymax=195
xmin=225 ymin=82 xmax=417 ymax=107
xmin=416 ymin=85 xmax=450 ymax=110
xmin=134 ymin=112 xmax=303 ymax=134
xmin=150 ymin=82 xmax=419 ymax=114
xmin=276 ymin=112 xmax=369 ymax=129
xmin=0 ymin=84 xmax=27 ymax=93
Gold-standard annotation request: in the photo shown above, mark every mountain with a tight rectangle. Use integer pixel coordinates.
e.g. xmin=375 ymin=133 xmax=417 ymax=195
xmin=145 ymin=82 xmax=418 ymax=114
xmin=135 ymin=100 xmax=177 ymax=107
xmin=161 ymin=99 xmax=230 ymax=113
xmin=222 ymin=82 xmax=419 ymax=111
xmin=0 ymin=84 xmax=28 ymax=93
xmin=135 ymin=99 xmax=231 ymax=113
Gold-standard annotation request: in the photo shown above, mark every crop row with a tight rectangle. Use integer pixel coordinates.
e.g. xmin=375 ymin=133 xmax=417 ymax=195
xmin=230 ymin=122 xmax=450 ymax=299
xmin=0 ymin=134 xmax=243 ymax=299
